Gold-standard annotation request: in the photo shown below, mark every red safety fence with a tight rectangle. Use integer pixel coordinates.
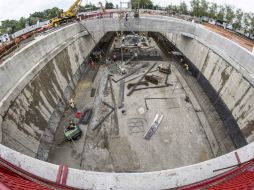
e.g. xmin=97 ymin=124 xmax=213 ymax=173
xmin=0 ymin=155 xmax=254 ymax=189
xmin=179 ymin=158 xmax=254 ymax=190
xmin=0 ymin=156 xmax=80 ymax=190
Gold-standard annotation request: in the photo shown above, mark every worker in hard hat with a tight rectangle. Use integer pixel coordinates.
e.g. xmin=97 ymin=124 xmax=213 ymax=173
xmin=69 ymin=98 xmax=77 ymax=112
xmin=183 ymin=63 xmax=189 ymax=73
xmin=66 ymin=120 xmax=76 ymax=131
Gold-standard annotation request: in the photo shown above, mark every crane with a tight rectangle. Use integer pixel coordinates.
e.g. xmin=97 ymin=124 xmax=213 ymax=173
xmin=98 ymin=2 xmax=106 ymax=13
xmin=49 ymin=0 xmax=82 ymax=27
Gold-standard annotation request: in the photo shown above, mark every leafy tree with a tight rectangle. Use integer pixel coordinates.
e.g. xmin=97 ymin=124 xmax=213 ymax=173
xmin=243 ymin=13 xmax=251 ymax=33
xmin=249 ymin=14 xmax=254 ymax=34
xmin=30 ymin=11 xmax=45 ymax=20
xmin=225 ymin=5 xmax=235 ymax=23
xmin=233 ymin=9 xmax=244 ymax=29
xmin=18 ymin=17 xmax=26 ymax=29
xmin=190 ymin=0 xmax=210 ymax=17
xmin=190 ymin=0 xmax=203 ymax=17
xmin=208 ymin=3 xmax=217 ymax=18
xmin=105 ymin=1 xmax=114 ymax=9
xmin=44 ymin=7 xmax=62 ymax=20
xmin=131 ymin=0 xmax=153 ymax=9
xmin=179 ymin=1 xmax=188 ymax=14
xmin=216 ymin=5 xmax=225 ymax=20
xmin=79 ymin=3 xmax=97 ymax=12
xmin=166 ymin=4 xmax=178 ymax=13
xmin=200 ymin=0 xmax=209 ymax=17
xmin=1 ymin=20 xmax=19 ymax=34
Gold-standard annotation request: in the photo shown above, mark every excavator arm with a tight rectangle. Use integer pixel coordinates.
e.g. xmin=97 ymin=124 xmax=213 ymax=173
xmin=49 ymin=0 xmax=82 ymax=27
xmin=63 ymin=0 xmax=82 ymax=18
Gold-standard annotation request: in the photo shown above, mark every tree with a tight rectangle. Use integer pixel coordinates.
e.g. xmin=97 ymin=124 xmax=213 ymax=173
xmin=105 ymin=1 xmax=114 ymax=9
xmin=190 ymin=0 xmax=201 ymax=17
xmin=208 ymin=2 xmax=217 ymax=18
xmin=225 ymin=5 xmax=235 ymax=23
xmin=216 ymin=5 xmax=225 ymax=20
xmin=43 ymin=7 xmax=62 ymax=20
xmin=179 ymin=1 xmax=188 ymax=14
xmin=233 ymin=9 xmax=244 ymax=29
xmin=166 ymin=4 xmax=178 ymax=13
xmin=131 ymin=0 xmax=153 ymax=9
xmin=79 ymin=4 xmax=97 ymax=12
xmin=200 ymin=0 xmax=209 ymax=17
xmin=249 ymin=14 xmax=254 ymax=34
xmin=190 ymin=0 xmax=209 ymax=17
xmin=18 ymin=17 xmax=26 ymax=29
xmin=1 ymin=20 xmax=19 ymax=34
xmin=243 ymin=13 xmax=251 ymax=33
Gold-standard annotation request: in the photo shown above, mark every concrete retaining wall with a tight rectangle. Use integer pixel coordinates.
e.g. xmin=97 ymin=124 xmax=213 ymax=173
xmin=0 ymin=142 xmax=253 ymax=189
xmin=0 ymin=23 xmax=105 ymax=157
xmin=0 ymin=15 xmax=254 ymax=189
xmin=163 ymin=32 xmax=254 ymax=144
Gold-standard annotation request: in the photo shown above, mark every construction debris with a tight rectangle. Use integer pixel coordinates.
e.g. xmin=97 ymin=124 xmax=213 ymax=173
xmin=109 ymin=76 xmax=119 ymax=136
xmin=91 ymin=88 xmax=96 ymax=97
xmin=92 ymin=101 xmax=115 ymax=130
xmin=134 ymin=73 xmax=172 ymax=91
xmin=92 ymin=108 xmax=114 ymax=131
xmin=127 ymin=62 xmax=157 ymax=96
xmin=102 ymin=101 xmax=114 ymax=110
xmin=145 ymin=75 xmax=159 ymax=85
xmin=124 ymin=69 xmax=158 ymax=83
xmin=112 ymin=63 xmax=148 ymax=83
xmin=118 ymin=80 xmax=125 ymax=109
xmin=159 ymin=66 xmax=171 ymax=74
xmin=144 ymin=114 xmax=164 ymax=140
xmin=127 ymin=81 xmax=149 ymax=89
xmin=79 ymin=108 xmax=93 ymax=124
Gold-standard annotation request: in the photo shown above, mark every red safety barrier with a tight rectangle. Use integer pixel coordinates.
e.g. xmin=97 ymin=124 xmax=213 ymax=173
xmin=0 ymin=156 xmax=79 ymax=190
xmin=179 ymin=159 xmax=254 ymax=190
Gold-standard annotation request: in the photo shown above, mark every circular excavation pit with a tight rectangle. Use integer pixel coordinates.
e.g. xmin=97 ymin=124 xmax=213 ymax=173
xmin=47 ymin=35 xmax=234 ymax=172
xmin=0 ymin=15 xmax=254 ymax=189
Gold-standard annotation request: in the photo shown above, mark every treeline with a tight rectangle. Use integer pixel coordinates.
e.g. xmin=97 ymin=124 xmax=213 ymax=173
xmin=0 ymin=0 xmax=253 ymax=35
xmin=0 ymin=7 xmax=62 ymax=34
xmin=166 ymin=0 xmax=254 ymax=33
xmin=0 ymin=2 xmax=115 ymax=35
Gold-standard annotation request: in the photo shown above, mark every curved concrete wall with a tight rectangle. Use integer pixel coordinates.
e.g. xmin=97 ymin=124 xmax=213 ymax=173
xmin=0 ymin=23 xmax=105 ymax=157
xmin=0 ymin=15 xmax=253 ymax=189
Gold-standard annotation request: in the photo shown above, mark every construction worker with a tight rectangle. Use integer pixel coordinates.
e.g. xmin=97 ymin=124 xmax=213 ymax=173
xmin=183 ymin=63 xmax=189 ymax=73
xmin=91 ymin=60 xmax=96 ymax=69
xmin=99 ymin=53 xmax=103 ymax=63
xmin=69 ymin=98 xmax=77 ymax=112
xmin=125 ymin=13 xmax=128 ymax=21
xmin=66 ymin=120 xmax=75 ymax=131
xmin=113 ymin=54 xmax=116 ymax=62
xmin=89 ymin=57 xmax=96 ymax=70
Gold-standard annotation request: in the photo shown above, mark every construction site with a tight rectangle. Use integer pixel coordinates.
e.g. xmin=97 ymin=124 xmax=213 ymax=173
xmin=0 ymin=1 xmax=254 ymax=189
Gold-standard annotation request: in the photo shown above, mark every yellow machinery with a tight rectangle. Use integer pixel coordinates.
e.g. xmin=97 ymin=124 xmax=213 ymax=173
xmin=49 ymin=0 xmax=82 ymax=27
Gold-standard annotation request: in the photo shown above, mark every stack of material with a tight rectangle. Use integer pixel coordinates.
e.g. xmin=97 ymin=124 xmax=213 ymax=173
xmin=145 ymin=75 xmax=159 ymax=85
xmin=159 ymin=67 xmax=171 ymax=74
xmin=143 ymin=114 xmax=163 ymax=140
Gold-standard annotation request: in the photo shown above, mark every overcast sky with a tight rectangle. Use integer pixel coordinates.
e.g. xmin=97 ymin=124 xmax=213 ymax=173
xmin=0 ymin=0 xmax=254 ymax=21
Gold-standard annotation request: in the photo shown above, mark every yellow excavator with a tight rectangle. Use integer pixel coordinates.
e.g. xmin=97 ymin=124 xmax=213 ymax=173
xmin=49 ymin=0 xmax=82 ymax=27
